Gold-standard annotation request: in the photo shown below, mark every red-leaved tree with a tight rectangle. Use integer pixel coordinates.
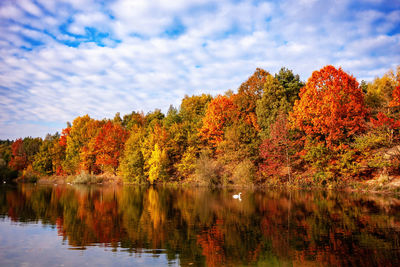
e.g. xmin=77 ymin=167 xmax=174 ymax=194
xmin=92 ymin=121 xmax=129 ymax=174
xmin=259 ymin=113 xmax=293 ymax=182
xmin=9 ymin=138 xmax=27 ymax=171
xmin=291 ymin=65 xmax=368 ymax=147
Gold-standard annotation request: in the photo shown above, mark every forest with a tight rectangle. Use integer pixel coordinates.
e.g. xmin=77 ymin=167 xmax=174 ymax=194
xmin=1 ymin=65 xmax=400 ymax=188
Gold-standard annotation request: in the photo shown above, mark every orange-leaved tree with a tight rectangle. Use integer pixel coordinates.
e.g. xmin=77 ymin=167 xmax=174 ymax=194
xmin=370 ymin=81 xmax=400 ymax=144
xmin=389 ymin=83 xmax=400 ymax=108
xmin=291 ymin=65 xmax=368 ymax=147
xmin=52 ymin=126 xmax=71 ymax=175
xmin=233 ymin=68 xmax=270 ymax=130
xmin=199 ymin=95 xmax=237 ymax=148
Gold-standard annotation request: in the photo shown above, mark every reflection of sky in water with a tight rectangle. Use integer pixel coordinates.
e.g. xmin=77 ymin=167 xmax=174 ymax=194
xmin=0 ymin=219 xmax=177 ymax=267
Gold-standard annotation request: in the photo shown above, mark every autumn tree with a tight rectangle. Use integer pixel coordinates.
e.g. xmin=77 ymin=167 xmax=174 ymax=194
xmin=112 ymin=112 xmax=122 ymax=126
xmin=142 ymin=123 xmax=170 ymax=183
xmin=256 ymin=75 xmax=291 ymax=139
xmin=8 ymin=137 xmax=42 ymax=172
xmin=199 ymin=95 xmax=237 ymax=148
xmin=0 ymin=140 xmax=17 ymax=181
xmin=259 ymin=113 xmax=293 ymax=182
xmin=370 ymin=80 xmax=400 ymax=144
xmin=33 ymin=133 xmax=60 ymax=175
xmin=233 ymin=68 xmax=269 ymax=130
xmin=92 ymin=121 xmax=129 ymax=174
xmin=223 ymin=69 xmax=271 ymax=165
xmin=173 ymin=94 xmax=212 ymax=178
xmin=365 ymin=66 xmax=400 ymax=110
xmin=145 ymin=109 xmax=165 ymax=128
xmin=63 ymin=115 xmax=104 ymax=174
xmin=119 ymin=125 xmax=146 ymax=183
xmin=51 ymin=126 xmax=70 ymax=175
xmin=390 ymin=84 xmax=400 ymax=109
xmin=175 ymin=146 xmax=197 ymax=178
xmin=179 ymin=94 xmax=212 ymax=147
xmin=122 ymin=111 xmax=145 ymax=130
xmin=275 ymin=67 xmax=304 ymax=106
xmin=0 ymin=140 xmax=12 ymax=165
xmin=164 ymin=105 xmax=181 ymax=128
xmin=147 ymin=143 xmax=169 ymax=184
xmin=291 ymin=65 xmax=368 ymax=147
xmin=8 ymin=138 xmax=27 ymax=171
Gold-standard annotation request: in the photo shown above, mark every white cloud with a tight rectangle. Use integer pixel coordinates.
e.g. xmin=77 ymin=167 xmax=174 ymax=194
xmin=0 ymin=0 xmax=399 ymax=139
xmin=17 ymin=0 xmax=42 ymax=17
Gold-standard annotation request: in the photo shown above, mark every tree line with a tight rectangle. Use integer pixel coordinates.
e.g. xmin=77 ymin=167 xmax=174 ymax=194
xmin=1 ymin=65 xmax=399 ymax=186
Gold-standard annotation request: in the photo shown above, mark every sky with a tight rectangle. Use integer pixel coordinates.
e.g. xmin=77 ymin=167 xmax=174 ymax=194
xmin=0 ymin=0 xmax=399 ymax=140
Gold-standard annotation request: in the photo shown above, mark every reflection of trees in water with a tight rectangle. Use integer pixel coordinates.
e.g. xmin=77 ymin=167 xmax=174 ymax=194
xmin=197 ymin=219 xmax=225 ymax=267
xmin=1 ymin=185 xmax=400 ymax=266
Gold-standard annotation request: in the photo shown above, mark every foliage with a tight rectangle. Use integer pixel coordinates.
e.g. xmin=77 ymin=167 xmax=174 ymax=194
xmin=234 ymin=68 xmax=269 ymax=129
xmin=179 ymin=94 xmax=212 ymax=146
xmin=7 ymin=65 xmax=400 ymax=185
xmin=365 ymin=67 xmax=399 ymax=110
xmin=195 ymin=151 xmax=223 ymax=186
xmin=199 ymin=95 xmax=237 ymax=148
xmin=256 ymin=75 xmax=291 ymax=138
xmin=32 ymin=134 xmax=58 ymax=175
xmin=122 ymin=111 xmax=145 ymax=130
xmin=303 ymin=142 xmax=363 ymax=184
xmin=164 ymin=105 xmax=181 ymax=128
xmin=92 ymin=121 xmax=129 ymax=174
xmin=22 ymin=137 xmax=42 ymax=164
xmin=0 ymin=141 xmax=12 ymax=165
xmin=389 ymin=84 xmax=400 ymax=108
xmin=145 ymin=109 xmax=165 ymax=127
xmin=175 ymin=146 xmax=197 ymax=179
xmin=353 ymin=132 xmax=389 ymax=152
xmin=231 ymin=159 xmax=255 ymax=185
xmin=63 ymin=115 xmax=104 ymax=174
xmin=20 ymin=166 xmax=39 ymax=183
xmin=291 ymin=65 xmax=368 ymax=147
xmin=142 ymin=123 xmax=170 ymax=182
xmin=147 ymin=143 xmax=169 ymax=184
xmin=9 ymin=138 xmax=27 ymax=171
xmin=274 ymin=67 xmax=304 ymax=106
xmin=259 ymin=113 xmax=294 ymax=182
xmin=68 ymin=171 xmax=101 ymax=184
xmin=118 ymin=126 xmax=146 ymax=183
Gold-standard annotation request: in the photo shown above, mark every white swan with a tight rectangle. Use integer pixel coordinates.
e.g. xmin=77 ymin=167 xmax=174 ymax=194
xmin=233 ymin=192 xmax=242 ymax=201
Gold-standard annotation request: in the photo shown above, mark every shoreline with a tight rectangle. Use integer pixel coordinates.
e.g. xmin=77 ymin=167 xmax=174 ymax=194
xmin=11 ymin=174 xmax=400 ymax=195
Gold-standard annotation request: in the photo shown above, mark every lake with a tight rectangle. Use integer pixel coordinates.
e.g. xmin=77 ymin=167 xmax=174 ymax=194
xmin=1 ymin=184 xmax=400 ymax=266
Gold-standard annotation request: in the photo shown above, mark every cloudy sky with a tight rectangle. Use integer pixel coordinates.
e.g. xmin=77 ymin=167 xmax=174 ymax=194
xmin=0 ymin=0 xmax=399 ymax=140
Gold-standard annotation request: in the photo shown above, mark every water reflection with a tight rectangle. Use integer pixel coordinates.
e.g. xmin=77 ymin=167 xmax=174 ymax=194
xmin=1 ymin=184 xmax=400 ymax=266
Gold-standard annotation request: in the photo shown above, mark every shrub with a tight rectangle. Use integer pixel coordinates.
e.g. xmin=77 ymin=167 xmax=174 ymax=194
xmin=303 ymin=142 xmax=331 ymax=171
xmin=68 ymin=171 xmax=101 ymax=184
xmin=195 ymin=152 xmax=223 ymax=187
xmin=353 ymin=132 xmax=389 ymax=152
xmin=175 ymin=146 xmax=197 ymax=179
xmin=20 ymin=166 xmax=39 ymax=183
xmin=231 ymin=159 xmax=255 ymax=185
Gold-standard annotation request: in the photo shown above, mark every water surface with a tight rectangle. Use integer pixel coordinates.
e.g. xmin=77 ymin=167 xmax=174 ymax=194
xmin=1 ymin=184 xmax=400 ymax=266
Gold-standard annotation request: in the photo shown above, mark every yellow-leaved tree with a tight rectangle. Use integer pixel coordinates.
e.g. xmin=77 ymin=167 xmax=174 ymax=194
xmin=147 ymin=143 xmax=168 ymax=184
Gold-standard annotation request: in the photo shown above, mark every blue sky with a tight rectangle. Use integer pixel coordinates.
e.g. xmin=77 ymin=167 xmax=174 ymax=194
xmin=0 ymin=0 xmax=399 ymax=140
